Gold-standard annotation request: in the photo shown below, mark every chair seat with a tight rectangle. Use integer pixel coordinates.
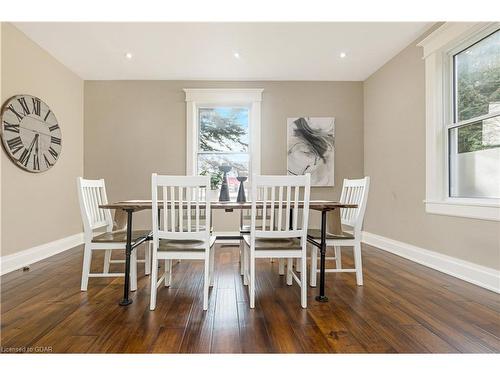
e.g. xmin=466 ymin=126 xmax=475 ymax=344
xmin=158 ymin=236 xmax=216 ymax=252
xmin=92 ymin=229 xmax=151 ymax=243
xmin=243 ymin=235 xmax=302 ymax=250
xmin=307 ymin=229 xmax=355 ymax=240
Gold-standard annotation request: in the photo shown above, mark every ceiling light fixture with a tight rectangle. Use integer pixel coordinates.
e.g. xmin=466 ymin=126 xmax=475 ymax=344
xmin=340 ymin=52 xmax=347 ymax=58
xmin=125 ymin=52 xmax=133 ymax=60
xmin=233 ymin=52 xmax=240 ymax=59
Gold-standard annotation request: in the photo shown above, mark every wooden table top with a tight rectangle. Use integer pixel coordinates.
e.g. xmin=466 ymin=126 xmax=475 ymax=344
xmin=100 ymin=200 xmax=357 ymax=212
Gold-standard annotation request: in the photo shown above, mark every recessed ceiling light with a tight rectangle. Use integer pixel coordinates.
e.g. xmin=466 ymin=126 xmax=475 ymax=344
xmin=233 ymin=52 xmax=240 ymax=59
xmin=340 ymin=52 xmax=347 ymax=58
xmin=125 ymin=52 xmax=133 ymax=60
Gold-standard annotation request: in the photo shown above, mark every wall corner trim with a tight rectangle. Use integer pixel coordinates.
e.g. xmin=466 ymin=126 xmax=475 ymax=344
xmin=0 ymin=233 xmax=84 ymax=276
xmin=362 ymin=231 xmax=500 ymax=293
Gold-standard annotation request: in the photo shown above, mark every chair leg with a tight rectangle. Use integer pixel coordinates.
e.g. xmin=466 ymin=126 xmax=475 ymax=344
xmin=130 ymin=248 xmax=138 ymax=291
xmin=210 ymin=246 xmax=215 ymax=287
xmin=149 ymin=250 xmax=158 ymax=310
xmin=165 ymin=259 xmax=172 ymax=287
xmin=243 ymin=241 xmax=249 ymax=286
xmin=80 ymin=243 xmax=92 ymax=291
xmin=296 ymin=258 xmax=302 ymax=272
xmin=103 ymin=249 xmax=112 ymax=273
xmin=239 ymin=240 xmax=244 ymax=276
xmin=203 ymin=251 xmax=210 ymax=311
xmin=334 ymin=246 xmax=342 ymax=269
xmin=310 ymin=245 xmax=317 ymax=287
xmin=249 ymin=251 xmax=255 ymax=309
xmin=301 ymin=254 xmax=307 ymax=308
xmin=145 ymin=242 xmax=151 ymax=275
xmin=353 ymin=243 xmax=363 ymax=286
xmin=286 ymin=258 xmax=293 ymax=285
xmin=278 ymin=258 xmax=285 ymax=275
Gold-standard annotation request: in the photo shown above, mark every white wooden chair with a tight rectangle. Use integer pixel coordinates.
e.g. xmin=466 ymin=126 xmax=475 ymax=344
xmin=77 ymin=177 xmax=151 ymax=292
xmin=243 ymin=174 xmax=311 ymax=308
xmin=309 ymin=177 xmax=370 ymax=287
xmin=150 ymin=174 xmax=216 ymax=311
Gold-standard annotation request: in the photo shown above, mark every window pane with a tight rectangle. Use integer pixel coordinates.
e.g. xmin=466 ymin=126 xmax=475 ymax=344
xmin=197 ymin=153 xmax=249 ymax=197
xmin=198 ymin=107 xmax=249 ymax=152
xmin=449 ymin=117 xmax=500 ymax=198
xmin=454 ymin=29 xmax=500 ymax=122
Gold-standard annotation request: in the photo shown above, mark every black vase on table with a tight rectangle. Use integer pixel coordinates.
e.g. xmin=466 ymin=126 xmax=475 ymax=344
xmin=236 ymin=176 xmax=247 ymax=203
xmin=218 ymin=165 xmax=232 ymax=202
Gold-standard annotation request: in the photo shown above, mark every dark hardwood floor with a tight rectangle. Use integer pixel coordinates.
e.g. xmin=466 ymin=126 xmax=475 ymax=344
xmin=1 ymin=242 xmax=499 ymax=353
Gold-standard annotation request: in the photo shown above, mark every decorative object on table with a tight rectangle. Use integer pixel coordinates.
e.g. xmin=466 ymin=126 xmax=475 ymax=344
xmin=0 ymin=94 xmax=62 ymax=173
xmin=236 ymin=175 xmax=248 ymax=203
xmin=218 ymin=164 xmax=232 ymax=201
xmin=287 ymin=117 xmax=335 ymax=186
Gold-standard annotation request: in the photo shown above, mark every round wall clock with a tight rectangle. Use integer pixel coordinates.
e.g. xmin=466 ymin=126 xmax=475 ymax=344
xmin=0 ymin=94 xmax=62 ymax=173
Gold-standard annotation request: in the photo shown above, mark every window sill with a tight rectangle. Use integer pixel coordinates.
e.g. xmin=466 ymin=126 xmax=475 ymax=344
xmin=424 ymin=199 xmax=500 ymax=221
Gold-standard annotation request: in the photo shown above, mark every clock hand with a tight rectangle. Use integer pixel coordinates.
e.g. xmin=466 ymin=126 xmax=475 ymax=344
xmin=34 ymin=136 xmax=41 ymax=170
xmin=19 ymin=134 xmax=38 ymax=165
xmin=27 ymin=134 xmax=38 ymax=153
xmin=16 ymin=125 xmax=53 ymax=138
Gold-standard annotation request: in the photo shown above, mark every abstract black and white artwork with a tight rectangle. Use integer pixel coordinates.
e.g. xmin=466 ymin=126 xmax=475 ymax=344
xmin=287 ymin=117 xmax=335 ymax=186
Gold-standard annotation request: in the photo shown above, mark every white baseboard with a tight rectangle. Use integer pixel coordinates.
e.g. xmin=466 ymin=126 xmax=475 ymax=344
xmin=0 ymin=232 xmax=84 ymax=276
xmin=362 ymin=231 xmax=500 ymax=293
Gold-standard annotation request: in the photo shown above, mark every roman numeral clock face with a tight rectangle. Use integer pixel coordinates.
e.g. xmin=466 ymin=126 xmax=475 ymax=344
xmin=1 ymin=95 xmax=62 ymax=172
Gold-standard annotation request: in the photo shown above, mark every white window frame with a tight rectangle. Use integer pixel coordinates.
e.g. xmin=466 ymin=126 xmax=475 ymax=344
xmin=418 ymin=22 xmax=500 ymax=221
xmin=184 ymin=88 xmax=263 ymax=180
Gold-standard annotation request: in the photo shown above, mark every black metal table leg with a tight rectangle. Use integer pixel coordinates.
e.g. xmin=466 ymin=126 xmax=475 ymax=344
xmin=119 ymin=209 xmax=134 ymax=306
xmin=315 ymin=209 xmax=329 ymax=302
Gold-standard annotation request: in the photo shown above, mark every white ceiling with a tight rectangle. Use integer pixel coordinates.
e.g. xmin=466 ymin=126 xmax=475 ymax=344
xmin=13 ymin=22 xmax=432 ymax=81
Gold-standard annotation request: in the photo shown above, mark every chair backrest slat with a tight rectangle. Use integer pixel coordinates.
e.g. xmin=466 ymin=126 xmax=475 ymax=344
xmin=339 ymin=177 xmax=370 ymax=236
xmin=293 ymin=185 xmax=299 ymax=230
xmin=77 ymin=178 xmax=113 ymax=237
xmin=186 ymin=187 xmax=192 ymax=232
xmin=262 ymin=187 xmax=267 ymax=231
xmin=285 ymin=185 xmax=291 ymax=230
xmin=152 ymin=174 xmax=211 ymax=242
xmin=178 ymin=186 xmax=184 ymax=232
xmin=170 ymin=186 xmax=175 ymax=231
xmin=277 ymin=185 xmax=283 ymax=231
xmin=195 ymin=187 xmax=200 ymax=231
xmin=269 ymin=186 xmax=275 ymax=230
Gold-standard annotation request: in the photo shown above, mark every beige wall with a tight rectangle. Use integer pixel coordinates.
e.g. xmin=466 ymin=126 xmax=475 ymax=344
xmin=363 ymin=33 xmax=500 ymax=270
xmin=84 ymin=81 xmax=364 ymax=230
xmin=1 ymin=23 xmax=84 ymax=256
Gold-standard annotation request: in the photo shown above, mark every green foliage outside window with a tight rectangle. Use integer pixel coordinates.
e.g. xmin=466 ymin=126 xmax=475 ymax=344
xmin=455 ymin=29 xmax=500 ymax=153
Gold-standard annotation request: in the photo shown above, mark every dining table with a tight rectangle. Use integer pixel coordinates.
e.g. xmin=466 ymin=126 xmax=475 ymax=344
xmin=99 ymin=200 xmax=357 ymax=306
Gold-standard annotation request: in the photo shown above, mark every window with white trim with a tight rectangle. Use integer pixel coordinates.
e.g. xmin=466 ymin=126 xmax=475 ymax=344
xmin=419 ymin=23 xmax=500 ymax=221
xmin=184 ymin=89 xmax=262 ymax=198
xmin=448 ymin=29 xmax=500 ymax=199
